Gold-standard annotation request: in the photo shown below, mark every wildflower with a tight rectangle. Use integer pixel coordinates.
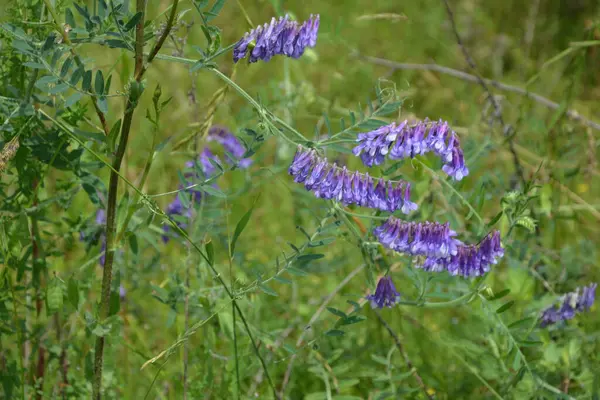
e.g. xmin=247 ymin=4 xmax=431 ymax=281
xmin=288 ymin=146 xmax=417 ymax=213
xmin=162 ymin=193 xmax=194 ymax=243
xmin=352 ymin=119 xmax=469 ymax=180
xmin=373 ymin=217 xmax=461 ymax=258
xmin=366 ymin=276 xmax=401 ymax=308
xmin=420 ymin=230 xmax=504 ymax=277
xmin=207 ymin=126 xmax=252 ymax=168
xmin=540 ymin=283 xmax=597 ymax=327
xmin=233 ymin=14 xmax=320 ymax=63
xmin=119 ymin=284 xmax=126 ymax=301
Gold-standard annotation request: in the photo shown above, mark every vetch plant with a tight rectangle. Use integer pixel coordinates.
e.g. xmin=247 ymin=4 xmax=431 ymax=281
xmin=1 ymin=1 xmax=599 ymax=399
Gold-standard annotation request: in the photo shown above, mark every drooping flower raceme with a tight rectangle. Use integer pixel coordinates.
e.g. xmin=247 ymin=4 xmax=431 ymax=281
xmin=367 ymin=276 xmax=401 ymax=308
xmin=233 ymin=14 xmax=320 ymax=63
xmin=373 ymin=216 xmax=461 ymax=258
xmin=420 ymin=230 xmax=504 ymax=277
xmin=288 ymin=146 xmax=418 ymax=214
xmin=353 ymin=119 xmax=469 ymax=180
xmin=540 ymin=283 xmax=597 ymax=327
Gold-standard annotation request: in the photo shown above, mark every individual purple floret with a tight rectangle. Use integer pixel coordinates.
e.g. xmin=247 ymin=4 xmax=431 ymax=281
xmin=119 ymin=284 xmax=126 ymax=301
xmin=207 ymin=126 xmax=252 ymax=168
xmin=373 ymin=216 xmax=461 ymax=258
xmin=540 ymin=283 xmax=597 ymax=327
xmin=288 ymin=146 xmax=417 ymax=213
xmin=233 ymin=14 xmax=320 ymax=63
xmin=352 ymin=119 xmax=469 ymax=180
xmin=420 ymin=230 xmax=504 ymax=277
xmin=366 ymin=276 xmax=401 ymax=308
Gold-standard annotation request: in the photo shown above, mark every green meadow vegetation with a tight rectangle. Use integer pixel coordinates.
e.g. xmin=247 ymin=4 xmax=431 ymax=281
xmin=1 ymin=0 xmax=599 ymax=398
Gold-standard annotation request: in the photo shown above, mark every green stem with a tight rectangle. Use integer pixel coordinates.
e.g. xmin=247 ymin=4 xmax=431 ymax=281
xmin=399 ymin=291 xmax=477 ymax=308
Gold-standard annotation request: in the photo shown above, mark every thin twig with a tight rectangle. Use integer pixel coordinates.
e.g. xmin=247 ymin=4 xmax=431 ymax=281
xmin=279 ymin=264 xmax=365 ymax=396
xmin=373 ymin=311 xmax=434 ymax=400
xmin=355 ymin=54 xmax=600 ymax=132
xmin=441 ymin=0 xmax=525 ymax=185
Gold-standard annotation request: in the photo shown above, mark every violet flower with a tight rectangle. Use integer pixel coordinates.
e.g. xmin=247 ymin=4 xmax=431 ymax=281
xmin=540 ymin=283 xmax=597 ymax=327
xmin=366 ymin=276 xmax=401 ymax=308
xmin=373 ymin=217 xmax=461 ymax=258
xmin=233 ymin=14 xmax=320 ymax=63
xmin=353 ymin=119 xmax=469 ymax=180
xmin=420 ymin=230 xmax=504 ymax=277
xmin=288 ymin=146 xmax=417 ymax=213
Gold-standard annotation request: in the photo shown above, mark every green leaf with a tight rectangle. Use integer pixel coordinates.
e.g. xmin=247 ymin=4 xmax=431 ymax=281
xmin=129 ymin=235 xmax=138 ymax=255
xmin=230 ymin=195 xmax=260 ymax=254
xmin=326 ymin=307 xmax=347 ymax=318
xmin=70 ymin=66 xmax=84 ymax=85
xmin=205 ymin=0 xmax=226 ymax=21
xmin=65 ymin=8 xmax=76 ymax=28
xmin=67 ymin=277 xmax=79 ymax=308
xmin=259 ymin=284 xmax=278 ymax=297
xmin=325 ymin=329 xmax=345 ymax=337
xmin=489 ymin=288 xmax=511 ymax=301
xmin=65 ymin=92 xmax=83 ymax=108
xmin=508 ymin=317 xmax=535 ymax=330
xmin=23 ymin=62 xmax=46 ymax=70
xmin=286 ymin=266 xmax=308 ymax=276
xmin=487 ymin=211 xmax=503 ymax=228
xmin=201 ymin=185 xmax=226 ymax=198
xmin=297 ymin=254 xmax=324 ymax=262
xmin=124 ymin=12 xmax=143 ymax=31
xmin=496 ymin=300 xmax=515 ymax=314
xmin=60 ymin=57 xmax=73 ymax=78
xmin=47 ymin=280 xmax=63 ymax=315
xmin=96 ymin=97 xmax=108 ymax=114
xmin=95 ymin=70 xmax=105 ymax=95
xmin=35 ymin=75 xmax=59 ymax=90
xmin=205 ymin=240 xmax=214 ymax=265
xmin=48 ymin=83 xmax=69 ymax=94
xmin=273 ymin=276 xmax=292 ymax=285
xmin=82 ymin=70 xmax=92 ymax=91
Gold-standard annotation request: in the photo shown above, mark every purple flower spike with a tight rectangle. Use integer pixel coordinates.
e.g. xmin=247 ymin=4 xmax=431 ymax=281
xmin=374 ymin=217 xmax=461 ymax=258
xmin=288 ymin=146 xmax=417 ymax=213
xmin=233 ymin=14 xmax=320 ymax=63
xmin=420 ymin=230 xmax=504 ymax=277
xmin=540 ymin=283 xmax=597 ymax=327
xmin=366 ymin=276 xmax=401 ymax=308
xmin=353 ymin=119 xmax=469 ymax=180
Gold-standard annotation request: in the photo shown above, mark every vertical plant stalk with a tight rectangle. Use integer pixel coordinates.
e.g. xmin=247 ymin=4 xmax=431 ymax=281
xmin=41 ymin=0 xmax=110 ymax=135
xmin=92 ymin=1 xmax=179 ymax=398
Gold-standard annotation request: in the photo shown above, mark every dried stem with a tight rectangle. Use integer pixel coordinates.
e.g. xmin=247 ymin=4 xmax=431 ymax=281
xmin=355 ymin=54 xmax=600 ymax=132
xmin=92 ymin=1 xmax=179 ymax=398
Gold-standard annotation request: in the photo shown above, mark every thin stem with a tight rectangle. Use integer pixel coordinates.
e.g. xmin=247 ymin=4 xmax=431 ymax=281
xmin=93 ymin=0 xmax=181 ymax=398
xmin=340 ymin=209 xmax=390 ymax=221
xmin=226 ymin=206 xmax=241 ymax=400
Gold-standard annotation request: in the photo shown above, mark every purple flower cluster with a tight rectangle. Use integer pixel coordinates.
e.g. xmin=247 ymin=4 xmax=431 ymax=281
xmin=352 ymin=119 xmax=469 ymax=180
xmin=420 ymin=230 xmax=504 ymax=277
xmin=367 ymin=276 xmax=401 ymax=308
xmin=373 ymin=217 xmax=461 ymax=258
xmin=540 ymin=283 xmax=597 ymax=327
xmin=207 ymin=126 xmax=252 ymax=168
xmin=288 ymin=146 xmax=417 ymax=213
xmin=233 ymin=14 xmax=319 ymax=63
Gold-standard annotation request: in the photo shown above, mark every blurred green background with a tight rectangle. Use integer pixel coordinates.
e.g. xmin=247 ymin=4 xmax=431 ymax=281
xmin=2 ymin=0 xmax=600 ymax=398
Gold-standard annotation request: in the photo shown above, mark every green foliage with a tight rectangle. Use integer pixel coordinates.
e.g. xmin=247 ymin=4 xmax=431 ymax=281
xmin=1 ymin=0 xmax=599 ymax=399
